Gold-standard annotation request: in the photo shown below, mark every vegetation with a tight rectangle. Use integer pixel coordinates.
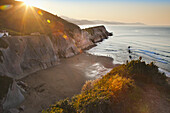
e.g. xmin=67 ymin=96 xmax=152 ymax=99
xmin=0 ymin=76 xmax=13 ymax=100
xmin=43 ymin=59 xmax=168 ymax=113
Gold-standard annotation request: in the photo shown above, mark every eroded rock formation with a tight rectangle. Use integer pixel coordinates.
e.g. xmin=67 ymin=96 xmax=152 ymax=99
xmin=0 ymin=26 xmax=111 ymax=79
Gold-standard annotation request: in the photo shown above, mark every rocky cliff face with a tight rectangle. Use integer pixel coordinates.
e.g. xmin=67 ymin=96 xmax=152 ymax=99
xmin=0 ymin=26 xmax=111 ymax=79
xmin=82 ymin=26 xmax=112 ymax=43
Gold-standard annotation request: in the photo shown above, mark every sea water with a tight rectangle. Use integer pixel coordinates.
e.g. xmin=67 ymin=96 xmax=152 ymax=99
xmin=79 ymin=25 xmax=170 ymax=77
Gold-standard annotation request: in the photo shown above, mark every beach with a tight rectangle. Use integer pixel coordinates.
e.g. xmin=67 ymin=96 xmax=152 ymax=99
xmin=19 ymin=52 xmax=117 ymax=113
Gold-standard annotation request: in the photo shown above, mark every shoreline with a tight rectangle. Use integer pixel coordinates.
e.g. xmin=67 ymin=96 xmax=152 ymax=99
xmin=18 ymin=52 xmax=117 ymax=113
xmin=87 ymin=52 xmax=170 ymax=78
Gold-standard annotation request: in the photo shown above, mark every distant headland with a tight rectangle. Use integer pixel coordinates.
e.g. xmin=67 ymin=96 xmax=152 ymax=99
xmin=61 ymin=16 xmax=145 ymax=25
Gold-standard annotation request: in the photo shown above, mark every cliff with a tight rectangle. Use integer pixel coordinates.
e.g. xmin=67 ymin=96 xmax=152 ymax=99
xmin=0 ymin=25 xmax=111 ymax=79
xmin=83 ymin=26 xmax=112 ymax=43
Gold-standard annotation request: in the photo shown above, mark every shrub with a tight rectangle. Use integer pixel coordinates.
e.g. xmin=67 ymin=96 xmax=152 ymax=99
xmin=107 ymin=60 xmax=167 ymax=84
xmin=81 ymin=80 xmax=94 ymax=92
xmin=82 ymin=75 xmax=133 ymax=112
xmin=43 ymin=60 xmax=168 ymax=113
xmin=42 ymin=98 xmax=76 ymax=113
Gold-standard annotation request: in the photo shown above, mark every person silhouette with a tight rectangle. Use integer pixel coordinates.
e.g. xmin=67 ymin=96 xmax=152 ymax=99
xmin=129 ymin=55 xmax=132 ymax=59
xmin=128 ymin=46 xmax=132 ymax=60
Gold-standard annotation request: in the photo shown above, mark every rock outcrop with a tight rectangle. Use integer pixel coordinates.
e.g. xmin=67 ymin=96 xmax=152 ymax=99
xmin=82 ymin=26 xmax=112 ymax=43
xmin=3 ymin=80 xmax=25 ymax=111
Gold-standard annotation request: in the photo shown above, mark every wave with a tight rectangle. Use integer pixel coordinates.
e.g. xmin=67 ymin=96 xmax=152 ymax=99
xmin=134 ymin=50 xmax=170 ymax=64
xmin=138 ymin=49 xmax=170 ymax=58
xmin=87 ymin=25 xmax=170 ymax=75
xmin=158 ymin=68 xmax=170 ymax=77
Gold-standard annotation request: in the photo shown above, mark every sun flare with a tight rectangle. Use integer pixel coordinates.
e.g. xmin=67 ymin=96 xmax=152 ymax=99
xmin=16 ymin=0 xmax=41 ymax=7
xmin=20 ymin=0 xmax=33 ymax=6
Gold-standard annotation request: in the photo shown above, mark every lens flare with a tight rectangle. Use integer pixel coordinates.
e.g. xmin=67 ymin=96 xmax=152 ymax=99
xmin=0 ymin=5 xmax=13 ymax=11
xmin=63 ymin=34 xmax=68 ymax=40
xmin=47 ymin=19 xmax=51 ymax=24
xmin=37 ymin=10 xmax=43 ymax=16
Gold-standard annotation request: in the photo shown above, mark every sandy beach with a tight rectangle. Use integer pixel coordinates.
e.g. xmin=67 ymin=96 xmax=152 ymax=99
xmin=18 ymin=52 xmax=117 ymax=113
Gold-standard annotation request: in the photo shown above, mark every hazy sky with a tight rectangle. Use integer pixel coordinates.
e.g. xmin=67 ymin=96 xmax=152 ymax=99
xmin=18 ymin=0 xmax=170 ymax=25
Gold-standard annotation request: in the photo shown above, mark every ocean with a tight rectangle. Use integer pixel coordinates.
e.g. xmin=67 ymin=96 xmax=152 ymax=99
xmin=79 ymin=25 xmax=170 ymax=77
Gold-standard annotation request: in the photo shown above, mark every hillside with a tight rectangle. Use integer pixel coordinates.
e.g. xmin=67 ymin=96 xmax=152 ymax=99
xmin=61 ymin=16 xmax=145 ymax=25
xmin=0 ymin=1 xmax=80 ymax=36
xmin=43 ymin=59 xmax=170 ymax=113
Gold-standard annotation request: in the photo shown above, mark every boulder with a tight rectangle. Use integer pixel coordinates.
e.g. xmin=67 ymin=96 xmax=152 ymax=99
xmin=3 ymin=80 xmax=25 ymax=111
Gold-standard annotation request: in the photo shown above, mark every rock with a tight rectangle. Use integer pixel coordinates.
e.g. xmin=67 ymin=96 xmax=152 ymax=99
xmin=0 ymin=102 xmax=3 ymax=113
xmin=19 ymin=105 xmax=25 ymax=111
xmin=82 ymin=26 xmax=111 ymax=43
xmin=108 ymin=32 xmax=113 ymax=36
xmin=167 ymin=78 xmax=170 ymax=85
xmin=0 ymin=76 xmax=13 ymax=100
xmin=3 ymin=80 xmax=25 ymax=111
xmin=17 ymin=81 xmax=28 ymax=90
xmin=8 ymin=108 xmax=19 ymax=113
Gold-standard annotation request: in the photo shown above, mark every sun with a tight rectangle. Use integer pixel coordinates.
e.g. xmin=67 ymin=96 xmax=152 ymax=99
xmin=16 ymin=0 xmax=42 ymax=8
xmin=16 ymin=0 xmax=36 ymax=7
xmin=22 ymin=0 xmax=33 ymax=6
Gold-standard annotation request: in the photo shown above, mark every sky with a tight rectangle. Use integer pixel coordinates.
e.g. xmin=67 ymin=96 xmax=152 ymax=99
xmin=18 ymin=0 xmax=170 ymax=25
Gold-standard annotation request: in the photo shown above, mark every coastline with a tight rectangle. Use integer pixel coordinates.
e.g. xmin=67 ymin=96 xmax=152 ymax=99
xmin=80 ymin=25 xmax=170 ymax=78
xmin=19 ymin=52 xmax=117 ymax=113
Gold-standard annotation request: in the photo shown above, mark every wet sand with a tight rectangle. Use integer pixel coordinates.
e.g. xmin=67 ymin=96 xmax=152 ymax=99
xmin=19 ymin=53 xmax=117 ymax=113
